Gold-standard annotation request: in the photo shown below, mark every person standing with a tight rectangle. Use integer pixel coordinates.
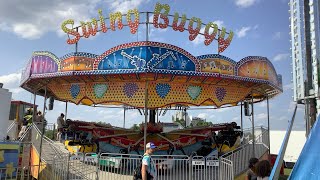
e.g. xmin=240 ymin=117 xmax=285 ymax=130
xmin=256 ymin=160 xmax=271 ymax=180
xmin=246 ymin=157 xmax=259 ymax=180
xmin=141 ymin=142 xmax=157 ymax=180
xmin=18 ymin=109 xmax=33 ymax=140
xmin=18 ymin=116 xmax=29 ymax=140
xmin=35 ymin=111 xmax=44 ymax=131
xmin=56 ymin=113 xmax=65 ymax=141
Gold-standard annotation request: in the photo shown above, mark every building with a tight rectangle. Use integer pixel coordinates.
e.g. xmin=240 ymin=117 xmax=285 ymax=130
xmin=190 ymin=117 xmax=206 ymax=127
xmin=173 ymin=111 xmax=192 ymax=126
xmin=290 ymin=0 xmax=320 ymax=134
xmin=0 ymin=83 xmax=12 ymax=140
xmin=290 ymin=0 xmax=305 ymax=101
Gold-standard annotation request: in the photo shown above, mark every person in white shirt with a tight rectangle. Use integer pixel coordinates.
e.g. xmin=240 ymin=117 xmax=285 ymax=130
xmin=141 ymin=142 xmax=157 ymax=180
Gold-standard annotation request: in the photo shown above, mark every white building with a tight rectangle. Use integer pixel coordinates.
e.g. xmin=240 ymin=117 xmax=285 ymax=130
xmin=173 ymin=111 xmax=192 ymax=126
xmin=0 ymin=83 xmax=12 ymax=140
xmin=190 ymin=117 xmax=206 ymax=127
xmin=290 ymin=0 xmax=320 ymax=134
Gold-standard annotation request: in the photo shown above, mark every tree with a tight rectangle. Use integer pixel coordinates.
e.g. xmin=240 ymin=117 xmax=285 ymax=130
xmin=45 ymin=129 xmax=55 ymax=140
xmin=173 ymin=118 xmax=186 ymax=128
xmin=196 ymin=121 xmax=213 ymax=127
xmin=96 ymin=121 xmax=111 ymax=126
xmin=130 ymin=124 xmax=140 ymax=131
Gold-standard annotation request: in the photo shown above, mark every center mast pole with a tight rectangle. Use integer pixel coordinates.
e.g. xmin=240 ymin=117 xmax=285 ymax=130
xmin=144 ymin=12 xmax=150 ymax=152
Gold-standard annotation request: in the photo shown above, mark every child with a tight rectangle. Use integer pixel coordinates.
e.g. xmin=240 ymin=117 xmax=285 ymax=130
xmin=246 ymin=157 xmax=259 ymax=180
xmin=256 ymin=160 xmax=271 ymax=180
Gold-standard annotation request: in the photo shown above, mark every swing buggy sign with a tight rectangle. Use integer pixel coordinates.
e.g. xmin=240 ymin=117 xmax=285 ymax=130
xmin=61 ymin=2 xmax=234 ymax=53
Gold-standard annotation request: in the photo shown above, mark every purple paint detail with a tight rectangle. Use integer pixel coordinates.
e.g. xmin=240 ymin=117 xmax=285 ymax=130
xmin=215 ymin=87 xmax=227 ymax=102
xmin=31 ymin=55 xmax=58 ymax=74
xmin=123 ymin=83 xmax=138 ymax=98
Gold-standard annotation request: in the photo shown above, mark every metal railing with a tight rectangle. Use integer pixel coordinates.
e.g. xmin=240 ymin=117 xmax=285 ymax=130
xmin=0 ymin=164 xmax=51 ymax=180
xmin=6 ymin=121 xmax=17 ymax=134
xmin=221 ymin=127 xmax=269 ymax=177
xmin=219 ymin=158 xmax=233 ymax=180
xmin=14 ymin=124 xmax=269 ymax=180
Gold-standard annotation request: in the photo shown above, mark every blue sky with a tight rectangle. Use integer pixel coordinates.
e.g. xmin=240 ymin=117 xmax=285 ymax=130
xmin=0 ymin=0 xmax=305 ymax=130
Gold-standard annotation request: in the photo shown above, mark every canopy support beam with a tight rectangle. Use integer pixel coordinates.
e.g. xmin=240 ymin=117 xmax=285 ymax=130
xmin=251 ymin=93 xmax=255 ymax=158
xmin=240 ymin=101 xmax=243 ymax=132
xmin=123 ymin=107 xmax=126 ymax=128
xmin=267 ymin=96 xmax=271 ymax=154
xmin=144 ymin=81 xmax=149 ymax=152
xmin=65 ymin=101 xmax=68 ymax=121
xmin=38 ymin=86 xmax=47 ymax=179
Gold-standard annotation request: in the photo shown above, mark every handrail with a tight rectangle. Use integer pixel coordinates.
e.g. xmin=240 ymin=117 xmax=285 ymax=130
xmin=270 ymin=104 xmax=297 ymax=180
xmin=7 ymin=121 xmax=17 ymax=134
xmin=32 ymin=124 xmax=67 ymax=158
xmin=19 ymin=125 xmax=32 ymax=141
xmin=221 ymin=127 xmax=269 ymax=158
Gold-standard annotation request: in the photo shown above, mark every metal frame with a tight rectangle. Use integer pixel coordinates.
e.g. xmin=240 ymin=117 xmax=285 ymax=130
xmin=251 ymin=93 xmax=255 ymax=157
xmin=37 ymin=86 xmax=47 ymax=179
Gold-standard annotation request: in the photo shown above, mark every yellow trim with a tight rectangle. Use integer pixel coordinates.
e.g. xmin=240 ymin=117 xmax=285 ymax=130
xmin=0 ymin=144 xmax=20 ymax=150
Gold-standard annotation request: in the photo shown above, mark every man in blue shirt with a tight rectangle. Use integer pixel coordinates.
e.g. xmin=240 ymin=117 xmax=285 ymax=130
xmin=141 ymin=142 xmax=157 ymax=180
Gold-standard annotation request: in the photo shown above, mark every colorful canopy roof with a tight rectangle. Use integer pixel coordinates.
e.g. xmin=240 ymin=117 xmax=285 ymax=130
xmin=20 ymin=41 xmax=282 ymax=108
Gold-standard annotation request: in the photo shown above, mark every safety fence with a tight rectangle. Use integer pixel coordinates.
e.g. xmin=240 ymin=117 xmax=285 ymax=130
xmin=221 ymin=127 xmax=269 ymax=177
xmin=4 ymin=125 xmax=268 ymax=180
xmin=48 ymin=152 xmax=221 ymax=180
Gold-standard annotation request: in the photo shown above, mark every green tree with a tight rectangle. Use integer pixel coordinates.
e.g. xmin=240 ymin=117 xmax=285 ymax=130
xmin=173 ymin=118 xmax=186 ymax=128
xmin=45 ymin=129 xmax=55 ymax=140
xmin=96 ymin=121 xmax=111 ymax=126
xmin=196 ymin=121 xmax=212 ymax=127
xmin=130 ymin=124 xmax=140 ymax=131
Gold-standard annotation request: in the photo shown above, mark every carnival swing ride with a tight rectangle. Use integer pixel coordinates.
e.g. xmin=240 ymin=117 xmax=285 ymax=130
xmin=20 ymin=3 xmax=282 ymax=157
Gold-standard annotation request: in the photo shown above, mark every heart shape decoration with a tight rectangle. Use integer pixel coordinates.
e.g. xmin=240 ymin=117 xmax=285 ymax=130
xmin=156 ymin=83 xmax=171 ymax=98
xmin=94 ymin=84 xmax=108 ymax=98
xmin=70 ymin=84 xmax=80 ymax=99
xmin=215 ymin=87 xmax=227 ymax=102
xmin=187 ymin=85 xmax=202 ymax=100
xmin=123 ymin=83 xmax=138 ymax=98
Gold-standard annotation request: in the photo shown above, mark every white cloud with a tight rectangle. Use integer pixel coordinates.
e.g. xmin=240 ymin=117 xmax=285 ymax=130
xmin=232 ymin=117 xmax=239 ymax=122
xmin=0 ymin=22 xmax=10 ymax=31
xmin=235 ymin=0 xmax=258 ymax=8
xmin=108 ymin=0 xmax=149 ymax=13
xmin=273 ymin=32 xmax=281 ymax=40
xmin=197 ymin=113 xmax=208 ymax=119
xmin=273 ymin=53 xmax=290 ymax=62
xmin=236 ymin=26 xmax=251 ymax=38
xmin=213 ymin=20 xmax=224 ymax=28
xmin=288 ymin=101 xmax=304 ymax=113
xmin=258 ymin=102 xmax=267 ymax=108
xmin=279 ymin=116 xmax=288 ymax=121
xmin=283 ymin=83 xmax=293 ymax=91
xmin=192 ymin=20 xmax=224 ymax=45
xmin=216 ymin=108 xmax=231 ymax=113
xmin=13 ymin=23 xmax=44 ymax=40
xmin=256 ymin=113 xmax=267 ymax=120
xmin=192 ymin=27 xmax=206 ymax=45
xmin=0 ymin=73 xmax=23 ymax=94
xmin=0 ymin=0 xmax=101 ymax=39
